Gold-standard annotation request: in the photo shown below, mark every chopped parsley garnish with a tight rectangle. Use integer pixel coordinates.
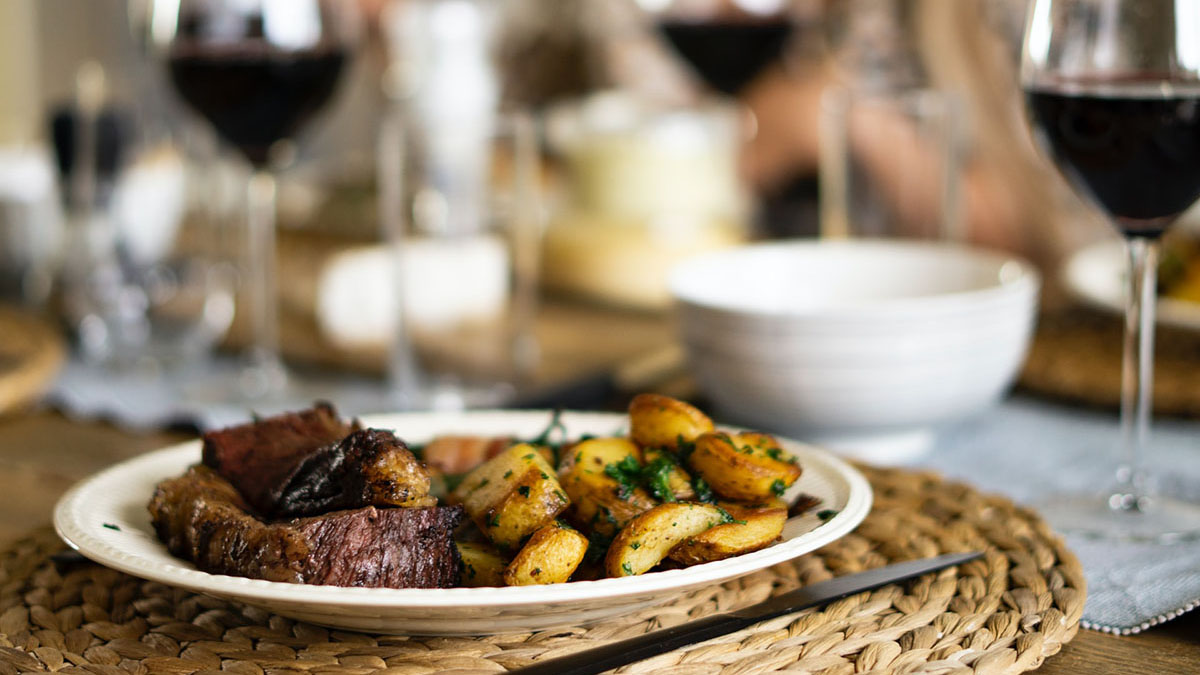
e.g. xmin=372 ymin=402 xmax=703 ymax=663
xmin=691 ymin=476 xmax=716 ymax=504
xmin=642 ymin=456 xmax=677 ymax=503
xmin=487 ymin=514 xmax=501 ymax=527
xmin=503 ymin=470 xmax=513 ymax=479
xmin=676 ymin=436 xmax=696 ymax=463
xmin=441 ymin=472 xmax=468 ymax=493
xmin=585 ymin=531 xmax=612 ymax=563
xmin=517 ymin=486 xmax=531 ymax=498
xmin=630 ymin=541 xmax=641 ymax=550
xmin=604 ymin=455 xmax=642 ymax=499
xmin=817 ymin=509 xmax=839 ymax=522
xmin=770 ymin=479 xmax=787 ymax=496
xmin=714 ymin=507 xmax=738 ymax=525
xmin=605 ymin=453 xmax=680 ymax=502
xmin=102 ymin=523 xmax=121 ymax=531
xmin=621 ymin=562 xmax=633 ymax=576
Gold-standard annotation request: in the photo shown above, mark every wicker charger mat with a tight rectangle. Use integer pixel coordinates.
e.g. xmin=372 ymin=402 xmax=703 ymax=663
xmin=0 ymin=467 xmax=1084 ymax=675
xmin=1018 ymin=306 xmax=1200 ymax=417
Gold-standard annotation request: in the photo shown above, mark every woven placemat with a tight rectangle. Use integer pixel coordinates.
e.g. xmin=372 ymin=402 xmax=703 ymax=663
xmin=0 ymin=466 xmax=1084 ymax=675
xmin=1019 ymin=306 xmax=1200 ymax=417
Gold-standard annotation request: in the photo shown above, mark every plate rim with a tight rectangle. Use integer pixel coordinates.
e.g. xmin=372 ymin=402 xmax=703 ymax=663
xmin=53 ymin=409 xmax=872 ymax=609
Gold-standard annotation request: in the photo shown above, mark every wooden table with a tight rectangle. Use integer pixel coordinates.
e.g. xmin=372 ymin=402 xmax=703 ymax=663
xmin=1 ymin=301 xmax=1198 ymax=674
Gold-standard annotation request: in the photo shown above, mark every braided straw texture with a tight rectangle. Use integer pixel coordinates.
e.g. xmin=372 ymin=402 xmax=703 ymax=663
xmin=0 ymin=467 xmax=1084 ymax=675
xmin=1020 ymin=307 xmax=1200 ymax=417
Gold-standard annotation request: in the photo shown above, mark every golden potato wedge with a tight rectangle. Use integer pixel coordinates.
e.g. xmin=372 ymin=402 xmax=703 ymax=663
xmin=604 ymin=502 xmax=730 ymax=577
xmin=641 ymin=447 xmax=696 ymax=501
xmin=687 ymin=432 xmax=802 ymax=501
xmin=628 ymin=394 xmax=714 ymax=451
xmin=668 ymin=501 xmax=787 ymax=565
xmin=503 ymin=523 xmax=590 ymax=585
xmin=452 ymin=443 xmax=570 ymax=550
xmin=456 ymin=542 xmax=509 ymax=587
xmin=558 ymin=437 xmax=657 ymax=538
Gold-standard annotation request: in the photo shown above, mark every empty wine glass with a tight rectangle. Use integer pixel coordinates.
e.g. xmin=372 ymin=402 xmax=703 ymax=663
xmin=1022 ymin=0 xmax=1200 ymax=541
xmin=147 ymin=0 xmax=359 ymax=399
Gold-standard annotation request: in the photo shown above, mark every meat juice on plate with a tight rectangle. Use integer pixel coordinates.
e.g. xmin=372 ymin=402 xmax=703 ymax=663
xmin=1025 ymin=80 xmax=1200 ymax=237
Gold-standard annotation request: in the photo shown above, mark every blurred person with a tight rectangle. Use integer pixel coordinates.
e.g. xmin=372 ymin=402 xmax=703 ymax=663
xmin=740 ymin=0 xmax=1107 ymax=271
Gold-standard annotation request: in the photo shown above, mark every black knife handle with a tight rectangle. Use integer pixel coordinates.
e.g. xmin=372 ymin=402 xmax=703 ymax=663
xmin=513 ymin=613 xmax=750 ymax=675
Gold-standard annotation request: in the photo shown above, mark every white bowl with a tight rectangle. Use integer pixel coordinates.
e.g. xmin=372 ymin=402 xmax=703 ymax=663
xmin=669 ymin=240 xmax=1040 ymax=464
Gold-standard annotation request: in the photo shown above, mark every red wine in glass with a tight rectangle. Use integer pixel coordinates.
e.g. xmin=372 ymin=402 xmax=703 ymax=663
xmin=155 ymin=0 xmax=357 ymax=401
xmin=168 ymin=46 xmax=346 ymax=167
xmin=1025 ymin=83 xmax=1200 ymax=237
xmin=658 ymin=18 xmax=792 ymax=96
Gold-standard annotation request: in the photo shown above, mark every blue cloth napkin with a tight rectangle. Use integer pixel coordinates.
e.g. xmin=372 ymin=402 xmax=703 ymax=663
xmin=925 ymin=397 xmax=1200 ymax=634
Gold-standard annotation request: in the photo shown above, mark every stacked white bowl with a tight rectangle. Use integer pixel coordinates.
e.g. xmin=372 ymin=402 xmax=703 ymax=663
xmin=669 ymin=240 xmax=1040 ymax=464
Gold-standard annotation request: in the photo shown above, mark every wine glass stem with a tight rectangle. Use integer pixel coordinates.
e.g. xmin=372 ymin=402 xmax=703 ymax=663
xmin=1115 ymin=236 xmax=1159 ymax=509
xmin=244 ymin=169 xmax=286 ymax=394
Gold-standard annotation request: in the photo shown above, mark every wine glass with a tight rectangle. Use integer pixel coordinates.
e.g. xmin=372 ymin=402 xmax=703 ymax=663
xmin=1022 ymin=0 xmax=1200 ymax=541
xmin=148 ymin=0 xmax=358 ymax=399
xmin=637 ymin=0 xmax=801 ymax=97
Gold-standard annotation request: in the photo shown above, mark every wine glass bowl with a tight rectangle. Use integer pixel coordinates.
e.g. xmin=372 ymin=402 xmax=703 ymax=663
xmin=1021 ymin=0 xmax=1200 ymax=541
xmin=147 ymin=0 xmax=358 ymax=400
xmin=638 ymin=0 xmax=796 ymax=97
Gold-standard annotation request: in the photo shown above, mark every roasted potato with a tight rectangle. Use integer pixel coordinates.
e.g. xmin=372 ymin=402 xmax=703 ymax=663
xmin=628 ymin=394 xmax=714 ymax=451
xmin=604 ymin=502 xmax=729 ymax=577
xmin=452 ymin=443 xmax=570 ymax=550
xmin=503 ymin=522 xmax=590 ymax=585
xmin=558 ymin=437 xmax=657 ymax=538
xmin=687 ymin=432 xmax=802 ymax=501
xmin=456 ymin=542 xmax=508 ymax=587
xmin=668 ymin=500 xmax=787 ymax=565
xmin=641 ymin=447 xmax=696 ymax=501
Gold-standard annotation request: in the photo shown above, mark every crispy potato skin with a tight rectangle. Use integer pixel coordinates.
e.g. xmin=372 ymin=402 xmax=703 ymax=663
xmin=687 ymin=432 xmax=802 ymax=501
xmin=558 ymin=437 xmax=657 ymax=537
xmin=452 ymin=443 xmax=570 ymax=550
xmin=457 ymin=542 xmax=508 ymax=587
xmin=628 ymin=394 xmax=714 ymax=451
xmin=668 ymin=501 xmax=787 ymax=565
xmin=641 ymin=447 xmax=696 ymax=501
xmin=503 ymin=523 xmax=589 ymax=585
xmin=604 ymin=502 xmax=728 ymax=577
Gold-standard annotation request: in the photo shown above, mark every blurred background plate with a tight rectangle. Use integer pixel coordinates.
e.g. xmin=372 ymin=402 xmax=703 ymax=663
xmin=1064 ymin=238 xmax=1200 ymax=331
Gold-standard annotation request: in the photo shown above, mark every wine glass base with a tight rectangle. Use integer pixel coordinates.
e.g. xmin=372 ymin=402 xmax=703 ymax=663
xmin=1035 ymin=493 xmax=1200 ymax=544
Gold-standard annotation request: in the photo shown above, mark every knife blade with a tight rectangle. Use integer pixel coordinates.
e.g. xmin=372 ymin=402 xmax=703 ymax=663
xmin=510 ymin=551 xmax=983 ymax=675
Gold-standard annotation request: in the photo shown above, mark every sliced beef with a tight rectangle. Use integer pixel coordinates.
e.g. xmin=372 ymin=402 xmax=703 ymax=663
xmin=271 ymin=428 xmax=435 ymax=519
xmin=201 ymin=402 xmax=356 ymax=515
xmin=149 ymin=465 xmax=463 ymax=588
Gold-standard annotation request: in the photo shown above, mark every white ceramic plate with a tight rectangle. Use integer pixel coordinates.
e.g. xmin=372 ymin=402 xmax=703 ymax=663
xmin=53 ymin=410 xmax=871 ymax=636
xmin=1064 ymin=239 xmax=1200 ymax=330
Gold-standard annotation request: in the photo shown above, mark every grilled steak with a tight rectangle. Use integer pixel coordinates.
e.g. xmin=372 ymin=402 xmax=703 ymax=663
xmin=149 ymin=465 xmax=464 ymax=588
xmin=202 ymin=402 xmax=356 ymax=515
xmin=271 ymin=428 xmax=435 ymax=518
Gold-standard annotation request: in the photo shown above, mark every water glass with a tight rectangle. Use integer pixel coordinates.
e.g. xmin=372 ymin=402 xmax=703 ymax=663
xmin=819 ymin=86 xmax=965 ymax=242
xmin=377 ymin=109 xmax=541 ymax=410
